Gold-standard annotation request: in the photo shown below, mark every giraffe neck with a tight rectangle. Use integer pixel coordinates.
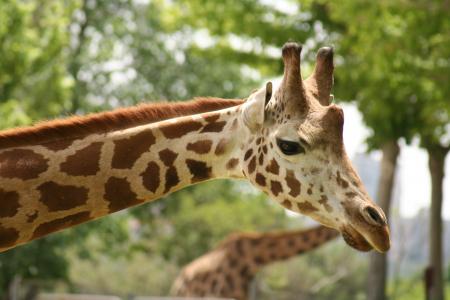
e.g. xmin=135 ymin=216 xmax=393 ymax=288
xmin=244 ymin=225 xmax=339 ymax=273
xmin=0 ymin=104 xmax=245 ymax=251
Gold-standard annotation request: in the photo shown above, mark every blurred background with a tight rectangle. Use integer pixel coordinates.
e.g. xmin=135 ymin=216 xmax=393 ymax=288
xmin=0 ymin=0 xmax=449 ymax=299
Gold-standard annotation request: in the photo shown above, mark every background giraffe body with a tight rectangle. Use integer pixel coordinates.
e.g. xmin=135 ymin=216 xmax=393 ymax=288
xmin=172 ymin=225 xmax=339 ymax=300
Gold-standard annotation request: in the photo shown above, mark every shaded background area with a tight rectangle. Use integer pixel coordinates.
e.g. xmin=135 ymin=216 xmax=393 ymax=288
xmin=0 ymin=0 xmax=449 ymax=299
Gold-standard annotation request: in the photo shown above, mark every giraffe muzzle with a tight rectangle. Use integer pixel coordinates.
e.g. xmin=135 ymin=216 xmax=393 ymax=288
xmin=340 ymin=203 xmax=391 ymax=253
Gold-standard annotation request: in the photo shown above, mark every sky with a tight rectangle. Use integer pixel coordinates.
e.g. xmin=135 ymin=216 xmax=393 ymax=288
xmin=341 ymin=103 xmax=450 ymax=220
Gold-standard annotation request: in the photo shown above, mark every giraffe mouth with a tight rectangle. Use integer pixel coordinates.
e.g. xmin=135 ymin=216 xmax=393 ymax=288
xmin=341 ymin=225 xmax=373 ymax=252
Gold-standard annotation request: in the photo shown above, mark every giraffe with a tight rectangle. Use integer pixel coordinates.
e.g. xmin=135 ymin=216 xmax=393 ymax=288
xmin=171 ymin=225 xmax=339 ymax=300
xmin=0 ymin=42 xmax=390 ymax=253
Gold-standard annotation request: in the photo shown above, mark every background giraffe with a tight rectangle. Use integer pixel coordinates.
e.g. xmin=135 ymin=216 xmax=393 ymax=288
xmin=0 ymin=42 xmax=389 ymax=253
xmin=172 ymin=225 xmax=339 ymax=300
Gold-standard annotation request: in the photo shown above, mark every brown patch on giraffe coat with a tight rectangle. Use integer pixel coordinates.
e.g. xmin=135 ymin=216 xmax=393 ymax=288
xmin=336 ymin=171 xmax=349 ymax=188
xmin=38 ymin=181 xmax=89 ymax=212
xmin=159 ymin=149 xmax=178 ymax=167
xmin=0 ymin=149 xmax=48 ymax=180
xmin=346 ymin=191 xmax=357 ymax=198
xmin=32 ymin=211 xmax=91 ymax=239
xmin=234 ymin=239 xmax=244 ymax=256
xmin=258 ymin=153 xmax=264 ymax=165
xmin=244 ymin=149 xmax=253 ymax=161
xmin=104 ymin=177 xmax=141 ymax=212
xmin=319 ymin=195 xmax=333 ymax=212
xmin=255 ymin=173 xmax=266 ymax=187
xmin=214 ymin=138 xmax=228 ymax=155
xmin=60 ymin=142 xmax=102 ymax=176
xmin=160 ymin=119 xmax=203 ymax=139
xmin=187 ymin=140 xmax=213 ymax=154
xmin=140 ymin=161 xmax=160 ymax=193
xmin=285 ymin=170 xmax=301 ymax=197
xmin=282 ymin=199 xmax=292 ymax=209
xmin=239 ymin=265 xmax=250 ymax=279
xmin=352 ymin=180 xmax=361 ymax=188
xmin=231 ymin=118 xmax=238 ymax=130
xmin=112 ymin=130 xmax=156 ymax=169
xmin=164 ymin=167 xmax=180 ymax=193
xmin=204 ymin=114 xmax=221 ymax=123
xmin=248 ymin=156 xmax=256 ymax=174
xmin=262 ymin=145 xmax=268 ymax=154
xmin=200 ymin=121 xmax=227 ymax=133
xmin=254 ymin=255 xmax=265 ymax=265
xmin=226 ymin=158 xmax=239 ymax=170
xmin=0 ymin=225 xmax=19 ymax=248
xmin=270 ymin=180 xmax=282 ymax=196
xmin=265 ymin=159 xmax=279 ymax=175
xmin=186 ymin=159 xmax=212 ymax=183
xmin=228 ymin=257 xmax=238 ymax=268
xmin=297 ymin=201 xmax=318 ymax=214
xmin=225 ymin=274 xmax=234 ymax=290
xmin=42 ymin=139 xmax=74 ymax=151
xmin=0 ymin=189 xmax=20 ymax=218
xmin=310 ymin=167 xmax=320 ymax=175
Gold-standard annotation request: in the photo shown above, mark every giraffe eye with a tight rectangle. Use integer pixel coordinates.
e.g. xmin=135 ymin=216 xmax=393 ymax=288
xmin=276 ymin=139 xmax=305 ymax=155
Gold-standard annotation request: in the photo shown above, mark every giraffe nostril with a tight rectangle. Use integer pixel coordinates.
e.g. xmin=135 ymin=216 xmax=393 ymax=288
xmin=363 ymin=206 xmax=386 ymax=226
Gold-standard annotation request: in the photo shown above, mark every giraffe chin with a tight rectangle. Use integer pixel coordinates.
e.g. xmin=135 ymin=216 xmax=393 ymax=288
xmin=341 ymin=226 xmax=373 ymax=252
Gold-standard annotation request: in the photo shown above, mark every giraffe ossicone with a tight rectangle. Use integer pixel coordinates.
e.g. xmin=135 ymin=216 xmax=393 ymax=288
xmin=0 ymin=42 xmax=390 ymax=253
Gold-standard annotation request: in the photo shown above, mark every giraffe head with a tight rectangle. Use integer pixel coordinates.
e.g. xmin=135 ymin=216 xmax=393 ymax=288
xmin=239 ymin=42 xmax=390 ymax=252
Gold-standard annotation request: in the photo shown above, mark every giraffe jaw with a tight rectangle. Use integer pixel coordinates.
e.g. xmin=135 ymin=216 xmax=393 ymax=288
xmin=341 ymin=224 xmax=390 ymax=253
xmin=341 ymin=225 xmax=373 ymax=252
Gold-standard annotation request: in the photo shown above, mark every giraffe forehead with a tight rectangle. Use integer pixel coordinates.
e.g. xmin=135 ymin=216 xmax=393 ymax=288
xmin=265 ymin=93 xmax=345 ymax=147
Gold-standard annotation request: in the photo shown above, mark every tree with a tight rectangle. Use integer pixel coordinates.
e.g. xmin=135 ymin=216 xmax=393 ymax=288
xmin=320 ymin=1 xmax=450 ymax=299
xmin=317 ymin=1 xmax=434 ymax=299
xmin=412 ymin=3 xmax=450 ymax=299
xmin=0 ymin=0 xmax=75 ymax=121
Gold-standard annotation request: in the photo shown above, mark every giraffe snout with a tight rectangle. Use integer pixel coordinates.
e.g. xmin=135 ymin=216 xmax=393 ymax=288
xmin=340 ymin=200 xmax=390 ymax=252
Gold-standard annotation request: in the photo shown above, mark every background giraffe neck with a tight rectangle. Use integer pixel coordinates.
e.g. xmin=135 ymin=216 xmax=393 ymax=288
xmin=0 ymin=105 xmax=244 ymax=251
xmin=246 ymin=225 xmax=339 ymax=271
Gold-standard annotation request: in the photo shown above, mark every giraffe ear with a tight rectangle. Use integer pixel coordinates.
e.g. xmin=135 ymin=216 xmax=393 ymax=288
xmin=242 ymin=82 xmax=272 ymax=132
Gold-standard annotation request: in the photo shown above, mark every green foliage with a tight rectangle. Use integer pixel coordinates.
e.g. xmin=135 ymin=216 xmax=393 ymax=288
xmin=0 ymin=213 xmax=131 ymax=294
xmin=156 ymin=0 xmax=329 ymax=77
xmin=68 ymin=251 xmax=178 ymax=296
xmin=321 ymin=0 xmax=450 ymax=148
xmin=257 ymin=241 xmax=368 ymax=300
xmin=131 ymin=180 xmax=289 ymax=265
xmin=0 ymin=0 xmax=74 ymax=120
xmin=0 ymin=237 xmax=69 ymax=293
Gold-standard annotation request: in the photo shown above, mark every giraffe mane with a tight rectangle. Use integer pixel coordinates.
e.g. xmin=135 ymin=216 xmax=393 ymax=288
xmin=0 ymin=97 xmax=244 ymax=149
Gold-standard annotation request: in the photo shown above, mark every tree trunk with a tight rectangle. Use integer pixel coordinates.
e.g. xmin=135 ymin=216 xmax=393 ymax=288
xmin=367 ymin=140 xmax=400 ymax=300
xmin=426 ymin=145 xmax=448 ymax=300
